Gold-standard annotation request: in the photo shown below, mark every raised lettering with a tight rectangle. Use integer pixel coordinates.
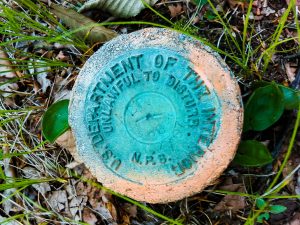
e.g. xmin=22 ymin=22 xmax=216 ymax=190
xmin=132 ymin=152 xmax=142 ymax=164
xmin=111 ymin=63 xmax=124 ymax=78
xmin=164 ymin=57 xmax=178 ymax=70
xmin=154 ymin=54 xmax=164 ymax=68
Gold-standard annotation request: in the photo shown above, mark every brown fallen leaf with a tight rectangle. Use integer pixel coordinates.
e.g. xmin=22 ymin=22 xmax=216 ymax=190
xmin=214 ymin=178 xmax=246 ymax=212
xmin=121 ymin=214 xmax=131 ymax=225
xmin=83 ymin=208 xmax=98 ymax=225
xmin=56 ymin=50 xmax=69 ymax=62
xmin=106 ymin=202 xmax=118 ymax=222
xmin=286 ymin=212 xmax=300 ymax=225
xmin=123 ymin=203 xmax=137 ymax=218
xmin=168 ymin=4 xmax=183 ymax=18
xmin=227 ymin=0 xmax=248 ymax=11
xmin=56 ymin=129 xmax=83 ymax=163
xmin=214 ymin=193 xmax=246 ymax=212
xmin=49 ymin=3 xmax=117 ymax=44
xmin=0 ymin=48 xmax=19 ymax=98
xmin=285 ymin=62 xmax=297 ymax=83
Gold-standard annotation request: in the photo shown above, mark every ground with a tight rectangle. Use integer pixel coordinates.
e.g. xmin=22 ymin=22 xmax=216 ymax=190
xmin=0 ymin=0 xmax=300 ymax=224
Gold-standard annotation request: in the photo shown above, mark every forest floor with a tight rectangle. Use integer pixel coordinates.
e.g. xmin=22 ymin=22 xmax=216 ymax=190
xmin=0 ymin=0 xmax=300 ymax=224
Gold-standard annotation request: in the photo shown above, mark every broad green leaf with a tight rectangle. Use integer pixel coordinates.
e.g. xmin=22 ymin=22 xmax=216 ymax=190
xmin=257 ymin=213 xmax=270 ymax=223
xmin=244 ymin=84 xmax=284 ymax=131
xmin=79 ymin=0 xmax=158 ymax=18
xmin=270 ymin=205 xmax=287 ymax=214
xmin=193 ymin=0 xmax=208 ymax=8
xmin=256 ymin=198 xmax=267 ymax=210
xmin=278 ymin=85 xmax=300 ymax=110
xmin=50 ymin=4 xmax=117 ymax=44
xmin=42 ymin=100 xmax=70 ymax=143
xmin=234 ymin=140 xmax=273 ymax=167
xmin=252 ymin=81 xmax=300 ymax=110
xmin=251 ymin=80 xmax=270 ymax=89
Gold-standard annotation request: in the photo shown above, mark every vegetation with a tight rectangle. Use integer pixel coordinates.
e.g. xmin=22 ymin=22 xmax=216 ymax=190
xmin=0 ymin=0 xmax=300 ymax=224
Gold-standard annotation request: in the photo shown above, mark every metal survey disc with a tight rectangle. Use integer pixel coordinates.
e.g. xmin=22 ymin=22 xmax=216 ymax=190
xmin=69 ymin=28 xmax=243 ymax=203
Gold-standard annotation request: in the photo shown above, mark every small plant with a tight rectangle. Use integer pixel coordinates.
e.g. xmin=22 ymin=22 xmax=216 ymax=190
xmin=2 ymin=0 xmax=299 ymax=224
xmin=234 ymin=82 xmax=300 ymax=167
xmin=255 ymin=198 xmax=287 ymax=223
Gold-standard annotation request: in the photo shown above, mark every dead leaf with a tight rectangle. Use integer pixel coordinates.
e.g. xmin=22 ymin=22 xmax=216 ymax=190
xmin=2 ymin=145 xmax=19 ymax=214
xmin=227 ymin=0 xmax=248 ymax=11
xmin=22 ymin=166 xmax=51 ymax=195
xmin=55 ymin=130 xmax=83 ymax=163
xmin=79 ymin=0 xmax=159 ymax=18
xmin=214 ymin=178 xmax=246 ymax=212
xmin=36 ymin=61 xmax=51 ymax=93
xmin=285 ymin=62 xmax=297 ymax=83
xmin=286 ymin=212 xmax=300 ymax=225
xmin=83 ymin=208 xmax=98 ymax=225
xmin=123 ymin=203 xmax=137 ymax=217
xmin=66 ymin=161 xmax=83 ymax=169
xmin=74 ymin=176 xmax=117 ymax=224
xmin=48 ymin=190 xmax=68 ymax=212
xmin=168 ymin=4 xmax=183 ymax=18
xmin=106 ymin=202 xmax=118 ymax=221
xmin=56 ymin=50 xmax=69 ymax=62
xmin=97 ymin=205 xmax=118 ymax=225
xmin=49 ymin=3 xmax=117 ymax=44
xmin=54 ymin=89 xmax=71 ymax=102
xmin=28 ymin=59 xmax=51 ymax=93
xmin=214 ymin=194 xmax=246 ymax=212
xmin=0 ymin=48 xmax=19 ymax=97
xmin=121 ymin=214 xmax=131 ymax=225
xmin=69 ymin=195 xmax=88 ymax=217
xmin=261 ymin=6 xmax=275 ymax=16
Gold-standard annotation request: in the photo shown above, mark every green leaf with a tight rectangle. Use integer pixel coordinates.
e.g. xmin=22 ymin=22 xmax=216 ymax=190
xmin=252 ymin=81 xmax=300 ymax=110
xmin=270 ymin=205 xmax=287 ymax=214
xmin=42 ymin=99 xmax=70 ymax=143
xmin=244 ymin=84 xmax=284 ymax=131
xmin=257 ymin=213 xmax=270 ymax=223
xmin=0 ymin=163 xmax=5 ymax=180
xmin=0 ymin=178 xmax=57 ymax=191
xmin=204 ymin=10 xmax=217 ymax=20
xmin=256 ymin=198 xmax=267 ymax=210
xmin=193 ymin=0 xmax=208 ymax=8
xmin=278 ymin=85 xmax=300 ymax=110
xmin=234 ymin=140 xmax=273 ymax=167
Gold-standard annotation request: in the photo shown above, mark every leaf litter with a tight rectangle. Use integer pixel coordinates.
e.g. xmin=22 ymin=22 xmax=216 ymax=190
xmin=0 ymin=0 xmax=300 ymax=224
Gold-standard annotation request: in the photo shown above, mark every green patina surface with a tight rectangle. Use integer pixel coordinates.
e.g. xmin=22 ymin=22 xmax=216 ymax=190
xmin=84 ymin=47 xmax=222 ymax=184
